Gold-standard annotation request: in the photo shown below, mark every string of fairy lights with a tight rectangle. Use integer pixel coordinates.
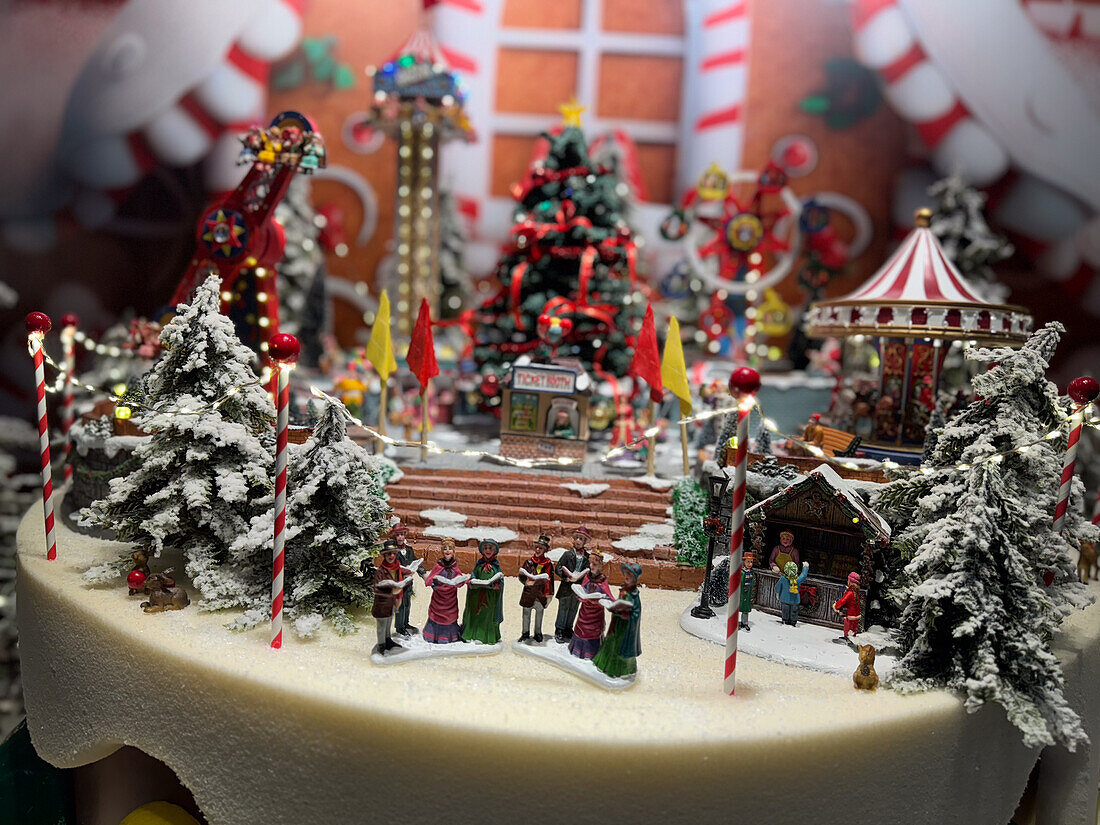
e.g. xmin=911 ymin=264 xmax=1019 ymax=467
xmin=35 ymin=335 xmax=1100 ymax=476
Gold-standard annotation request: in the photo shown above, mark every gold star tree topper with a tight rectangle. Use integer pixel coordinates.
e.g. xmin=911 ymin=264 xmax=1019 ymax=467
xmin=559 ymin=96 xmax=586 ymax=128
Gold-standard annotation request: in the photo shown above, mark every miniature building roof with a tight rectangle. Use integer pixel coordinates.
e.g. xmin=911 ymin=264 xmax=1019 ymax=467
xmin=806 ymin=213 xmax=1032 ymax=344
xmin=745 ymin=464 xmax=891 ymax=544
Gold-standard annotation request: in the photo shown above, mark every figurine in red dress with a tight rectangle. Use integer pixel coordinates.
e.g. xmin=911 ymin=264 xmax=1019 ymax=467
xmin=423 ymin=538 xmax=468 ymax=644
xmin=568 ymin=553 xmax=613 ymax=660
xmin=518 ymin=535 xmax=556 ymax=644
xmin=832 ymin=572 xmax=861 ymax=638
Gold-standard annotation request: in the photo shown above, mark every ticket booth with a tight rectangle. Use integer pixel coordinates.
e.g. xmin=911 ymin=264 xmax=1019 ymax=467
xmin=500 ymin=360 xmax=591 ymax=463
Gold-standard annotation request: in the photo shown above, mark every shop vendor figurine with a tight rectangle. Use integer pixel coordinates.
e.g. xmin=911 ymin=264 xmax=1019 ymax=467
xmin=372 ymin=541 xmax=415 ymax=655
xmin=593 ymin=562 xmax=643 ymax=679
xmin=462 ymin=539 xmax=505 ymax=645
xmin=833 ymin=572 xmax=862 ymax=638
xmin=549 ymin=408 xmax=575 ymax=438
xmin=518 ymin=535 xmax=556 ymax=644
xmin=769 ymin=530 xmax=801 ymax=573
xmin=568 ymin=552 xmax=613 ymax=659
xmin=554 ymin=525 xmax=592 ymax=643
xmin=391 ymin=522 xmax=426 ymax=636
xmin=739 ymin=551 xmax=756 ymax=632
xmin=423 ymin=538 xmax=469 ymax=644
xmin=776 ymin=561 xmax=810 ymax=627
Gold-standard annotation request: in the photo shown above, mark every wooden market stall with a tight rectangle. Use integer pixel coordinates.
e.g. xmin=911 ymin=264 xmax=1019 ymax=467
xmin=499 ymin=359 xmax=591 ymax=463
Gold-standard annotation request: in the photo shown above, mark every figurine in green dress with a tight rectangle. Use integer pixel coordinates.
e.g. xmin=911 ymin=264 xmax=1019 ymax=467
xmin=461 ymin=539 xmax=505 ymax=644
xmin=593 ymin=562 xmax=643 ymax=679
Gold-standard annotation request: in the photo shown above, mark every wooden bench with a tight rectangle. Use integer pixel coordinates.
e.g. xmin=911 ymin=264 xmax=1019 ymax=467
xmin=803 ymin=423 xmax=861 ymax=458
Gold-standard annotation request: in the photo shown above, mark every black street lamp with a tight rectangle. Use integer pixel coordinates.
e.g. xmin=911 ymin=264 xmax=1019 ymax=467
xmin=691 ymin=471 xmax=730 ymax=619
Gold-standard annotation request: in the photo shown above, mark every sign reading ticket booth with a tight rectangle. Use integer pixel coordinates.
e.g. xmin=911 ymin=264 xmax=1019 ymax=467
xmin=512 ymin=365 xmax=577 ymax=395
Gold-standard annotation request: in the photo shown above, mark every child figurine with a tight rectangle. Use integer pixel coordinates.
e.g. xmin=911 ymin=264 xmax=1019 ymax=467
xmin=775 ymin=561 xmax=810 ymax=626
xmin=554 ymin=526 xmax=592 ymax=643
xmin=423 ymin=538 xmax=469 ymax=644
xmin=833 ymin=572 xmax=862 ymax=638
xmin=739 ymin=551 xmax=756 ymax=631
xmin=592 ymin=562 xmax=643 ymax=679
xmin=769 ymin=530 xmax=801 ymax=573
xmin=391 ymin=522 xmax=426 ymax=636
xmin=372 ymin=540 xmax=415 ymax=655
xmin=568 ymin=552 xmax=613 ymax=659
xmin=462 ymin=539 xmax=505 ymax=645
xmin=518 ymin=535 xmax=556 ymax=644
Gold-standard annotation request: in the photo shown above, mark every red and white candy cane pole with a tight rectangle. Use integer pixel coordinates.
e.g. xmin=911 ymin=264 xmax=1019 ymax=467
xmin=1053 ymin=376 xmax=1099 ymax=534
xmin=724 ymin=366 xmax=760 ymax=696
xmin=25 ymin=313 xmax=57 ymax=561
xmin=268 ymin=333 xmax=300 ymax=649
xmin=59 ymin=313 xmax=79 ymax=484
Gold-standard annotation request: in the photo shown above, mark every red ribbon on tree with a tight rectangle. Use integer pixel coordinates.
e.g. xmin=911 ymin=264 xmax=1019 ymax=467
xmin=630 ymin=303 xmax=663 ymax=403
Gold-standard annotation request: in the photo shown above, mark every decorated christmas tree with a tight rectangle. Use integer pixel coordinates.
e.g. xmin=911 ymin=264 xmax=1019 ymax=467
xmin=82 ymin=276 xmax=275 ymax=621
xmin=474 ymin=112 xmax=643 ymax=378
xmin=280 ymin=400 xmax=392 ymax=636
xmin=877 ymin=322 xmax=1096 ymax=749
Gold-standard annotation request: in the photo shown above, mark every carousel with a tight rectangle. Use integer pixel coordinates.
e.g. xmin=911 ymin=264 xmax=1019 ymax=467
xmin=805 ymin=209 xmax=1033 ymax=463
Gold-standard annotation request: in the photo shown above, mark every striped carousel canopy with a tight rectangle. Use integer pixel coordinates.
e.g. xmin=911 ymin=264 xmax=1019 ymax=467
xmin=806 ymin=209 xmax=1033 ymax=344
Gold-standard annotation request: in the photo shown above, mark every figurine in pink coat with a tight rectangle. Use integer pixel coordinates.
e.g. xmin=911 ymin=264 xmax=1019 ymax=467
xmin=568 ymin=553 xmax=614 ymax=660
xmin=423 ymin=538 xmax=468 ymax=644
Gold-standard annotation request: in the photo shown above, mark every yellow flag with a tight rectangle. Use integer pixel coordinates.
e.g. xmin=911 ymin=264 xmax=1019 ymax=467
xmin=366 ymin=289 xmax=398 ymax=381
xmin=660 ymin=315 xmax=692 ymax=416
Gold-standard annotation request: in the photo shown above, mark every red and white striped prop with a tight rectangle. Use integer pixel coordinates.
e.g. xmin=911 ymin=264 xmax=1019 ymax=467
xmin=25 ymin=313 xmax=57 ymax=561
xmin=724 ymin=366 xmax=760 ymax=696
xmin=1053 ymin=376 xmax=1099 ymax=533
xmin=59 ymin=313 xmax=79 ymax=484
xmin=268 ymin=333 xmax=300 ymax=649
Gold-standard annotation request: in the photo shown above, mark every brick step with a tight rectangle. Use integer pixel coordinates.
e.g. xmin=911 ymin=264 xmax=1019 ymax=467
xmin=393 ymin=469 xmax=671 ymax=504
xmin=411 ymin=541 xmax=703 ymax=591
xmin=391 ymin=496 xmax=668 ymax=534
xmin=386 ymin=483 xmax=670 ymax=518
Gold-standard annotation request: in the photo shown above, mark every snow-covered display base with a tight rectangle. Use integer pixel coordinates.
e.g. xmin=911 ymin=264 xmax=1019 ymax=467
xmin=16 ymin=505 xmax=1100 ymax=825
xmin=679 ymin=600 xmax=898 ymax=678
xmin=511 ymin=639 xmax=637 ymax=692
xmin=370 ymin=634 xmax=502 ymax=666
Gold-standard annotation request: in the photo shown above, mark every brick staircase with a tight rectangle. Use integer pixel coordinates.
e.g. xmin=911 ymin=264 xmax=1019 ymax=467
xmin=386 ymin=468 xmax=705 ymax=591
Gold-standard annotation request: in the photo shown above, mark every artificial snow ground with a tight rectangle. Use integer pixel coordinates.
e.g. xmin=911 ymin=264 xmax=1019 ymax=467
xmin=370 ymin=634 xmax=502 ymax=666
xmin=679 ymin=598 xmax=898 ymax=678
xmin=418 ymin=507 xmax=519 ymax=544
xmin=511 ymin=639 xmax=636 ymax=691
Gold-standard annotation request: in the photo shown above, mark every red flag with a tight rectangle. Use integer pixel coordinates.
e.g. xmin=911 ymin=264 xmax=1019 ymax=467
xmin=406 ymin=299 xmax=439 ymax=389
xmin=630 ymin=303 xmax=663 ymax=403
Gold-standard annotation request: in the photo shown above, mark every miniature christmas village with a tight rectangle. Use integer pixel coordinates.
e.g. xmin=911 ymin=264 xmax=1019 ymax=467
xmin=4 ymin=19 xmax=1100 ymax=825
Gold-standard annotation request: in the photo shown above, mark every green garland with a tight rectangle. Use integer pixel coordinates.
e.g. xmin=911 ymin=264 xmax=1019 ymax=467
xmin=672 ymin=477 xmax=709 ymax=566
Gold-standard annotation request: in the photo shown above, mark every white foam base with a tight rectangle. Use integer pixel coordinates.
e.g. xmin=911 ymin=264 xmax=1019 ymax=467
xmin=511 ymin=639 xmax=637 ymax=692
xmin=679 ymin=599 xmax=897 ymax=678
xmin=370 ymin=634 xmax=502 ymax=666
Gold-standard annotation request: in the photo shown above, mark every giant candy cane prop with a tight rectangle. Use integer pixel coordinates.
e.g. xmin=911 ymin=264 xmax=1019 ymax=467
xmin=25 ymin=313 xmax=57 ymax=561
xmin=1053 ymin=376 xmax=1099 ymax=534
xmin=268 ymin=333 xmax=300 ymax=649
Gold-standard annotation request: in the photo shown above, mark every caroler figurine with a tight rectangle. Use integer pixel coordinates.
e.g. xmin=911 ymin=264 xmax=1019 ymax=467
xmin=517 ymin=535 xmax=556 ymax=644
xmin=568 ymin=552 xmax=613 ymax=660
xmin=592 ymin=562 xmax=643 ymax=680
xmin=738 ymin=551 xmax=756 ymax=632
xmin=832 ymin=572 xmax=861 ymax=638
xmin=391 ymin=522 xmax=426 ymax=637
xmin=371 ymin=540 xmax=415 ymax=655
xmin=554 ymin=525 xmax=592 ymax=643
xmin=462 ymin=539 xmax=505 ymax=645
xmin=775 ymin=561 xmax=810 ymax=627
xmin=423 ymin=538 xmax=470 ymax=644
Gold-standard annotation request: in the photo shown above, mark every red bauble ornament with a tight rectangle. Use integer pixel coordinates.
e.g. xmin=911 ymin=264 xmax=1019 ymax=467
xmin=60 ymin=312 xmax=80 ymax=329
xmin=25 ymin=312 xmax=52 ymax=335
xmin=480 ymin=373 xmax=500 ymax=396
xmin=127 ymin=570 xmax=147 ymax=590
xmin=1067 ymin=375 xmax=1099 ymax=405
xmin=268 ymin=333 xmax=300 ymax=364
xmin=728 ymin=366 xmax=762 ymax=396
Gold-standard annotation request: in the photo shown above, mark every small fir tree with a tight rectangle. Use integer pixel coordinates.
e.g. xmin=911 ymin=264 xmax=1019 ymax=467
xmin=928 ymin=174 xmax=1013 ymax=302
xmin=82 ymin=276 xmax=275 ymax=620
xmin=438 ymin=188 xmax=469 ymax=319
xmin=278 ymin=400 xmax=392 ymax=636
xmin=274 ymin=176 xmax=327 ymax=365
xmin=474 ymin=126 xmax=643 ymax=377
xmin=880 ymin=322 xmax=1096 ymax=750
xmin=672 ymin=477 xmax=708 ymax=566
xmin=754 ymin=420 xmax=772 ymax=455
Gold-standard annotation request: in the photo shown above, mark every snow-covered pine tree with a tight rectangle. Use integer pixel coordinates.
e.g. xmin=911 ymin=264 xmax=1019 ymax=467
xmin=927 ymin=174 xmax=1013 ymax=302
xmin=754 ymin=419 xmax=772 ymax=455
xmin=279 ymin=400 xmax=392 ymax=636
xmin=438 ymin=188 xmax=469 ymax=319
xmin=881 ymin=322 xmax=1096 ymax=750
xmin=82 ymin=276 xmax=275 ymax=620
xmin=274 ymin=176 xmax=326 ymax=365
